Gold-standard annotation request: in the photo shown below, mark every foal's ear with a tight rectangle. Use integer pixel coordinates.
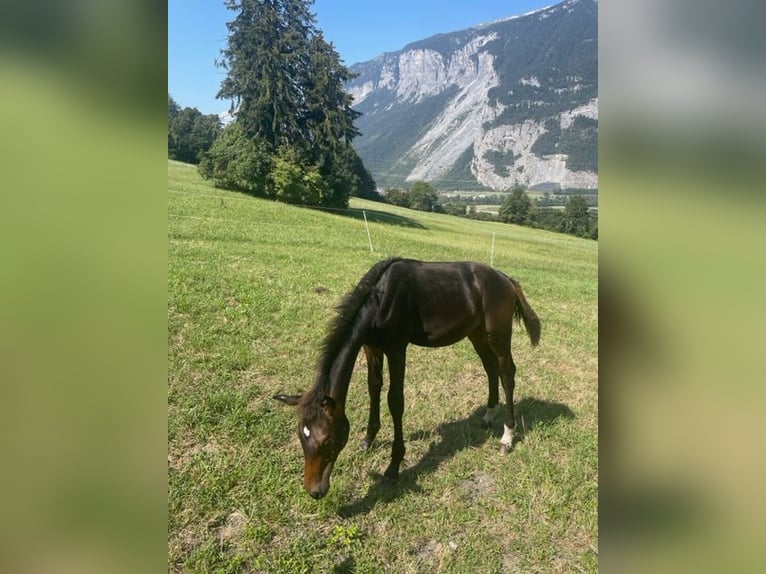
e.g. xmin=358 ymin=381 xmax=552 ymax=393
xmin=273 ymin=393 xmax=301 ymax=406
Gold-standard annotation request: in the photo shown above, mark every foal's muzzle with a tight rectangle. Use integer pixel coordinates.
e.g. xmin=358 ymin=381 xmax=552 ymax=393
xmin=303 ymin=458 xmax=334 ymax=499
xmin=308 ymin=486 xmax=327 ymax=500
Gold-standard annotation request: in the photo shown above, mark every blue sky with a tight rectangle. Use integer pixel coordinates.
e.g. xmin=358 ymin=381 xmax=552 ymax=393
xmin=169 ymin=1 xmax=555 ymax=115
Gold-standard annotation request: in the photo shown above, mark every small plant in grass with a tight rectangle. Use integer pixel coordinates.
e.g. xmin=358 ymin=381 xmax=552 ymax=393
xmin=328 ymin=523 xmax=363 ymax=548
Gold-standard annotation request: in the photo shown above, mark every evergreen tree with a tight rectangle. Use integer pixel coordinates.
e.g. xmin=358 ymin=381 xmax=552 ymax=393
xmin=301 ymin=32 xmax=370 ymax=206
xmin=217 ymin=0 xmax=312 ymax=147
xmin=210 ymin=0 xmax=373 ymax=207
xmin=303 ymin=32 xmax=360 ymax=157
xmin=346 ymin=149 xmax=379 ymax=201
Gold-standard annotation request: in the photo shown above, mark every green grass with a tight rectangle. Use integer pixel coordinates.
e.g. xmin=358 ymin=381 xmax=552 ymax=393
xmin=168 ymin=160 xmax=597 ymax=573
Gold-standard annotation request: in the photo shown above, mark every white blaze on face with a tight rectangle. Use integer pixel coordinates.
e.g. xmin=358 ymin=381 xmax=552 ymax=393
xmin=303 ymin=426 xmax=311 ymax=438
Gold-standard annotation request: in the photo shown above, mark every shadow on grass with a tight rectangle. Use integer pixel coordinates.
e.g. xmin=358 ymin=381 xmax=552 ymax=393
xmin=310 ymin=205 xmax=427 ymax=229
xmin=337 ymin=397 xmax=574 ymax=517
xmin=332 ymin=555 xmax=356 ymax=573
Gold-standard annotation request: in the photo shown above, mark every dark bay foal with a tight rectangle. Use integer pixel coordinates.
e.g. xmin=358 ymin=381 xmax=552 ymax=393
xmin=274 ymin=258 xmax=540 ymax=499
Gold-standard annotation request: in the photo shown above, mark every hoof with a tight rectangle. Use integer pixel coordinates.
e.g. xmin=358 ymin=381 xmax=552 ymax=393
xmin=383 ymin=467 xmax=399 ymax=482
xmin=360 ymin=438 xmax=372 ymax=451
xmin=499 ymin=424 xmax=515 ymax=455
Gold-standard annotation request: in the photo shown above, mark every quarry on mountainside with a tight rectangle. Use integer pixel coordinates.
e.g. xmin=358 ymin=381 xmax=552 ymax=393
xmin=346 ymin=0 xmax=598 ymax=191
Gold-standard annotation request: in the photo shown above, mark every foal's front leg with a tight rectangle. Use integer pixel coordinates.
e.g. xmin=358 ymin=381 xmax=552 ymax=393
xmin=361 ymin=345 xmax=384 ymax=450
xmin=383 ymin=349 xmax=406 ymax=480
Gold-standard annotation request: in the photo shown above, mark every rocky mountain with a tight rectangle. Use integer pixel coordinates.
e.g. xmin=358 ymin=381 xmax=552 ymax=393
xmin=347 ymin=0 xmax=597 ymax=191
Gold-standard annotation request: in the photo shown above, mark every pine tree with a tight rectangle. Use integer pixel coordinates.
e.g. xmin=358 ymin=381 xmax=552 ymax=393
xmin=210 ymin=0 xmax=374 ymax=207
xmin=303 ymin=32 xmax=360 ymax=156
xmin=217 ymin=0 xmax=312 ymax=147
xmin=300 ymin=32 xmax=367 ymax=207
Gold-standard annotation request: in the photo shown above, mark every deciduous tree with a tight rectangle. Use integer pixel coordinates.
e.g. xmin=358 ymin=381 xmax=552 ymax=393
xmin=560 ymin=195 xmax=591 ymax=237
xmin=168 ymin=94 xmax=222 ymax=164
xmin=499 ymin=184 xmax=532 ymax=224
xmin=408 ymin=181 xmax=438 ymax=212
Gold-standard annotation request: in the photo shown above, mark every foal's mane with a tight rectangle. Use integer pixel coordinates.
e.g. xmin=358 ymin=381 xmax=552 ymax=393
xmin=299 ymin=257 xmax=401 ymax=417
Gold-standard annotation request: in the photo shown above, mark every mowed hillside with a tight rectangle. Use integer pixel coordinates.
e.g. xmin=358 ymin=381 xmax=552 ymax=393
xmin=168 ymin=160 xmax=598 ymax=573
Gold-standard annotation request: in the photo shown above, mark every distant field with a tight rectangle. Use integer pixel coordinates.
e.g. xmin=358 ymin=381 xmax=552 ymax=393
xmin=168 ymin=160 xmax=598 ymax=573
xmin=472 ymin=204 xmax=501 ymax=215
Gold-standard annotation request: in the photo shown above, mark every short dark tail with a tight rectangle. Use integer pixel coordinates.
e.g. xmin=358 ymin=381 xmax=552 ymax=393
xmin=509 ymin=279 xmax=541 ymax=347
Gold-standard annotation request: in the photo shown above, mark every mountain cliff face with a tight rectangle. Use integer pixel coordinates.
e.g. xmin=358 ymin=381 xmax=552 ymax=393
xmin=347 ymin=0 xmax=597 ymax=191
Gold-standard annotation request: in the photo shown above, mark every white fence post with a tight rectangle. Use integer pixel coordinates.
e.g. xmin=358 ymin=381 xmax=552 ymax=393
xmin=363 ymin=210 xmax=373 ymax=253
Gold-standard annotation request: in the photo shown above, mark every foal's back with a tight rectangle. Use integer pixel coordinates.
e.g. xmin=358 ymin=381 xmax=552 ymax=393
xmin=367 ymin=260 xmax=515 ymax=348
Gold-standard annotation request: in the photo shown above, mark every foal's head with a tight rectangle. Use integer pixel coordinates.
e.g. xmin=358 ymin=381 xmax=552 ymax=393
xmin=273 ymin=393 xmax=349 ymax=499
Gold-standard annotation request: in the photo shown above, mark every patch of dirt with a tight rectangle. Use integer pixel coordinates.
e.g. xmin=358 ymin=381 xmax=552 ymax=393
xmin=408 ymin=538 xmax=443 ymax=568
xmin=406 ymin=536 xmax=462 ymax=571
xmin=168 ymin=439 xmax=221 ymax=470
xmin=502 ymin=553 xmax=517 ymax=572
xmin=216 ymin=510 xmax=247 ymax=543
xmin=169 ymin=523 xmax=208 ymax=570
xmin=462 ymin=471 xmax=496 ymax=502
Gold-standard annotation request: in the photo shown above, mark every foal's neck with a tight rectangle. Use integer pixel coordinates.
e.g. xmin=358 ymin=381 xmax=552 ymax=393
xmin=320 ymin=309 xmax=374 ymax=411
xmin=324 ymin=340 xmax=364 ymax=410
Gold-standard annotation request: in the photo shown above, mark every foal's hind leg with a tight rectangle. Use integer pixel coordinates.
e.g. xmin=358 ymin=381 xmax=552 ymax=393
xmin=490 ymin=332 xmax=517 ymax=454
xmin=468 ymin=329 xmax=501 ymax=427
xmin=361 ymin=345 xmax=384 ymax=450
xmin=498 ymin=352 xmax=518 ymax=454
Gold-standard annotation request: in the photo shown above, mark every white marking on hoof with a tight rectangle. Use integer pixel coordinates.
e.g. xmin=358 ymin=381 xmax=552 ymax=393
xmin=500 ymin=424 xmax=514 ymax=448
xmin=484 ymin=405 xmax=501 ymax=425
xmin=302 ymin=426 xmax=311 ymax=438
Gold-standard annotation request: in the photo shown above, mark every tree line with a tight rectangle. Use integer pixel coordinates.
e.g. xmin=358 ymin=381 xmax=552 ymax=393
xmin=461 ymin=185 xmax=597 ymax=239
xmin=383 ymin=182 xmax=440 ymax=211
xmin=168 ymin=95 xmax=222 ymax=165
xmin=382 ymin=182 xmax=597 ymax=240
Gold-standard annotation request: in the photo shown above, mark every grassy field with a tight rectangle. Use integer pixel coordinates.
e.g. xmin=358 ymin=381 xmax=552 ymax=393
xmin=168 ymin=160 xmax=598 ymax=573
